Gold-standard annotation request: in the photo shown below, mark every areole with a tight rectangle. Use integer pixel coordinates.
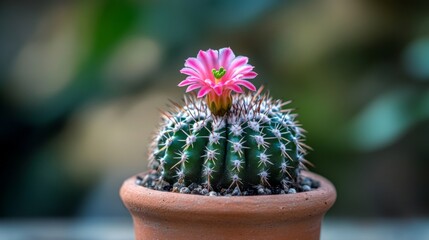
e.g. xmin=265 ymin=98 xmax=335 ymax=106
xmin=120 ymin=171 xmax=336 ymax=240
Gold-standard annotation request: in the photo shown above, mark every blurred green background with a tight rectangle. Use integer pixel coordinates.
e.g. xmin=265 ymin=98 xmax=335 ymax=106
xmin=1 ymin=0 xmax=428 ymax=219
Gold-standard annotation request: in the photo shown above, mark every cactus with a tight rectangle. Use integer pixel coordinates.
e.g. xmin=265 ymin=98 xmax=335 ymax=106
xmin=148 ymin=92 xmax=309 ymax=191
xmin=144 ymin=48 xmax=311 ymax=193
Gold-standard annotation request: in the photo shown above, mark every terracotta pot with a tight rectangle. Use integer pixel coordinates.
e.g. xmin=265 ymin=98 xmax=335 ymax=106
xmin=120 ymin=171 xmax=336 ymax=240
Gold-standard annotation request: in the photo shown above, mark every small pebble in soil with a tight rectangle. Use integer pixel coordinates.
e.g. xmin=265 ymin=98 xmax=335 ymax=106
xmin=288 ymin=188 xmax=297 ymax=194
xmin=209 ymin=191 xmax=218 ymax=196
xmin=191 ymin=187 xmax=203 ymax=195
xmin=135 ymin=176 xmax=143 ymax=185
xmin=188 ymin=183 xmax=199 ymax=191
xmin=232 ymin=186 xmax=241 ymax=196
xmin=301 ymin=177 xmax=312 ymax=187
xmin=180 ymin=187 xmax=191 ymax=194
xmin=311 ymin=180 xmax=320 ymax=188
xmin=302 ymin=185 xmax=311 ymax=192
xmin=173 ymin=182 xmax=184 ymax=188
xmin=201 ymin=188 xmax=209 ymax=195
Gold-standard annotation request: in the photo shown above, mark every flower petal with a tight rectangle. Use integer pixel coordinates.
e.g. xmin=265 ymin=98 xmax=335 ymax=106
xmin=242 ymin=71 xmax=257 ymax=79
xmin=235 ymin=79 xmax=256 ymax=91
xmin=180 ymin=67 xmax=201 ymax=78
xmin=207 ymin=49 xmax=219 ymax=69
xmin=228 ymin=56 xmax=248 ymax=71
xmin=213 ymin=85 xmax=223 ymax=96
xmin=185 ymin=57 xmax=206 ymax=77
xmin=219 ymin=47 xmax=235 ymax=69
xmin=230 ymin=65 xmax=254 ymax=79
xmin=186 ymin=84 xmax=201 ymax=92
xmin=197 ymin=87 xmax=212 ymax=98
xmin=178 ymin=78 xmax=197 ymax=87
xmin=197 ymin=50 xmax=215 ymax=73
xmin=204 ymin=78 xmax=216 ymax=87
xmin=227 ymin=84 xmax=243 ymax=93
xmin=223 ymin=56 xmax=250 ymax=80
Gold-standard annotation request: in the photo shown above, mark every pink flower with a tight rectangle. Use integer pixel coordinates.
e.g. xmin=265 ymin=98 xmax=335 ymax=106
xmin=179 ymin=48 xmax=257 ymax=97
xmin=178 ymin=48 xmax=257 ymax=116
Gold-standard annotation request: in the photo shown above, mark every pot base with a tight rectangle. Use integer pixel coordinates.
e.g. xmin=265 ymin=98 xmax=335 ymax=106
xmin=120 ymin=171 xmax=336 ymax=240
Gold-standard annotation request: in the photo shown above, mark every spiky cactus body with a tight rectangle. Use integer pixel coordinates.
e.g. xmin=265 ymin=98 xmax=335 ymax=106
xmin=148 ymin=91 xmax=309 ymax=192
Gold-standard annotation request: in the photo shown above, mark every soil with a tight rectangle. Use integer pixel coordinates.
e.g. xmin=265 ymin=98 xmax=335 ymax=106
xmin=136 ymin=172 xmax=320 ymax=196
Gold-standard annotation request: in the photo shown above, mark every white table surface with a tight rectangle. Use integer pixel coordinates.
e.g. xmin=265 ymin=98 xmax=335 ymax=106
xmin=0 ymin=218 xmax=428 ymax=240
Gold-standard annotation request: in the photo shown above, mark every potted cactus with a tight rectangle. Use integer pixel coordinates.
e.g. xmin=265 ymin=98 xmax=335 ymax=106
xmin=120 ymin=48 xmax=336 ymax=240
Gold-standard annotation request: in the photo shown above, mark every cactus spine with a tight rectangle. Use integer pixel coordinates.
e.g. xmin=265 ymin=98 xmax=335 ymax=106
xmin=148 ymin=90 xmax=310 ymax=192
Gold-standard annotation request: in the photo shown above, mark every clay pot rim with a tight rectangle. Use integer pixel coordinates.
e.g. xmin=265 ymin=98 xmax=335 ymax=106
xmin=120 ymin=171 xmax=336 ymax=221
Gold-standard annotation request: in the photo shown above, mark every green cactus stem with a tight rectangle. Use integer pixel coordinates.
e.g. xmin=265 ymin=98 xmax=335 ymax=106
xmin=147 ymin=88 xmax=311 ymax=192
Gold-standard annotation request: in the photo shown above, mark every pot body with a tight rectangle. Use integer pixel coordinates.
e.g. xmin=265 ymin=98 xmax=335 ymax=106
xmin=120 ymin=172 xmax=336 ymax=240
